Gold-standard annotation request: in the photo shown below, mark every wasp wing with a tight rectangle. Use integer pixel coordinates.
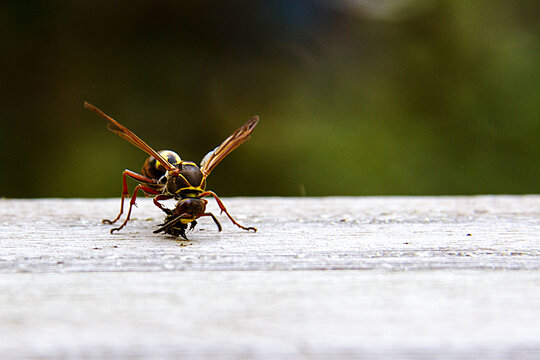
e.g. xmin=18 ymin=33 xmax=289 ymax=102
xmin=84 ymin=102 xmax=175 ymax=172
xmin=200 ymin=116 xmax=259 ymax=177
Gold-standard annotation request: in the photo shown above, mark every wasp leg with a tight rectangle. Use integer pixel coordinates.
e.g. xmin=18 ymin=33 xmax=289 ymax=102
xmin=110 ymin=184 xmax=160 ymax=233
xmin=198 ymin=212 xmax=222 ymax=232
xmin=200 ymin=191 xmax=256 ymax=232
xmin=153 ymin=194 xmax=174 ymax=215
xmin=188 ymin=220 xmax=198 ymax=231
xmin=104 ymin=170 xmax=158 ymax=224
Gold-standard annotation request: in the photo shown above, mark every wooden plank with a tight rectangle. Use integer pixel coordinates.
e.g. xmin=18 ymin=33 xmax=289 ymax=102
xmin=0 ymin=196 xmax=539 ymax=358
xmin=1 ymin=196 xmax=539 ymax=272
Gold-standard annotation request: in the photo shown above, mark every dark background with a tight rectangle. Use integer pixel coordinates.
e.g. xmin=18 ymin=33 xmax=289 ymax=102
xmin=1 ymin=0 xmax=539 ymax=198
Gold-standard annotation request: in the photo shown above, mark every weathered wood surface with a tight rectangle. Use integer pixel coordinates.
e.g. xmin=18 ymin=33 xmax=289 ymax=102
xmin=1 ymin=196 xmax=539 ymax=359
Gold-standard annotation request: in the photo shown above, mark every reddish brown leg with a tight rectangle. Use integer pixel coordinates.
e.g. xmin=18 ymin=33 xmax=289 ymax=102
xmin=199 ymin=191 xmax=256 ymax=232
xmin=110 ymin=184 xmax=161 ymax=233
xmin=104 ymin=169 xmax=158 ymax=224
xmin=153 ymin=194 xmax=173 ymax=214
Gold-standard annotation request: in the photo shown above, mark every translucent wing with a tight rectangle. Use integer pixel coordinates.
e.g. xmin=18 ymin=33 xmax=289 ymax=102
xmin=84 ymin=102 xmax=175 ymax=172
xmin=200 ymin=116 xmax=259 ymax=177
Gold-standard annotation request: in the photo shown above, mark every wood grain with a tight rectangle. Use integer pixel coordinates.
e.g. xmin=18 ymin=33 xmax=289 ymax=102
xmin=1 ymin=196 xmax=539 ymax=358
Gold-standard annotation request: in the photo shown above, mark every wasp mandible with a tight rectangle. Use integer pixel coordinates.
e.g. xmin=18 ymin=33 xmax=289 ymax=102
xmin=84 ymin=102 xmax=258 ymax=239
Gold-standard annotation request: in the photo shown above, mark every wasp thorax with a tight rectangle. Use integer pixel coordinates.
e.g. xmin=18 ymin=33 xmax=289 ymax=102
xmin=165 ymin=162 xmax=206 ymax=195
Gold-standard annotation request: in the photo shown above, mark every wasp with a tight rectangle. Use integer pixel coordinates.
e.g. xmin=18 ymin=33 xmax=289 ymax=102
xmin=84 ymin=102 xmax=258 ymax=239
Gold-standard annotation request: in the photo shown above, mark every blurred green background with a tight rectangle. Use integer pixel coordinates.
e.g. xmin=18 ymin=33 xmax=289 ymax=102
xmin=1 ymin=0 xmax=539 ymax=198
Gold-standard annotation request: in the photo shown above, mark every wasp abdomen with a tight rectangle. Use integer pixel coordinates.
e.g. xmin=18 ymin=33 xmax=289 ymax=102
xmin=142 ymin=150 xmax=181 ymax=180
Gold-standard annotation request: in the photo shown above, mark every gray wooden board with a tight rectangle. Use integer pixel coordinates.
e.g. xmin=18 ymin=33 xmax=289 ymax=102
xmin=0 ymin=196 xmax=539 ymax=358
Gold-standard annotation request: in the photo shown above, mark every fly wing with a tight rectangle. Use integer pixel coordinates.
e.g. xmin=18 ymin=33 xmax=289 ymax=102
xmin=84 ymin=102 xmax=175 ymax=172
xmin=153 ymin=214 xmax=187 ymax=234
xmin=200 ymin=116 xmax=259 ymax=177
